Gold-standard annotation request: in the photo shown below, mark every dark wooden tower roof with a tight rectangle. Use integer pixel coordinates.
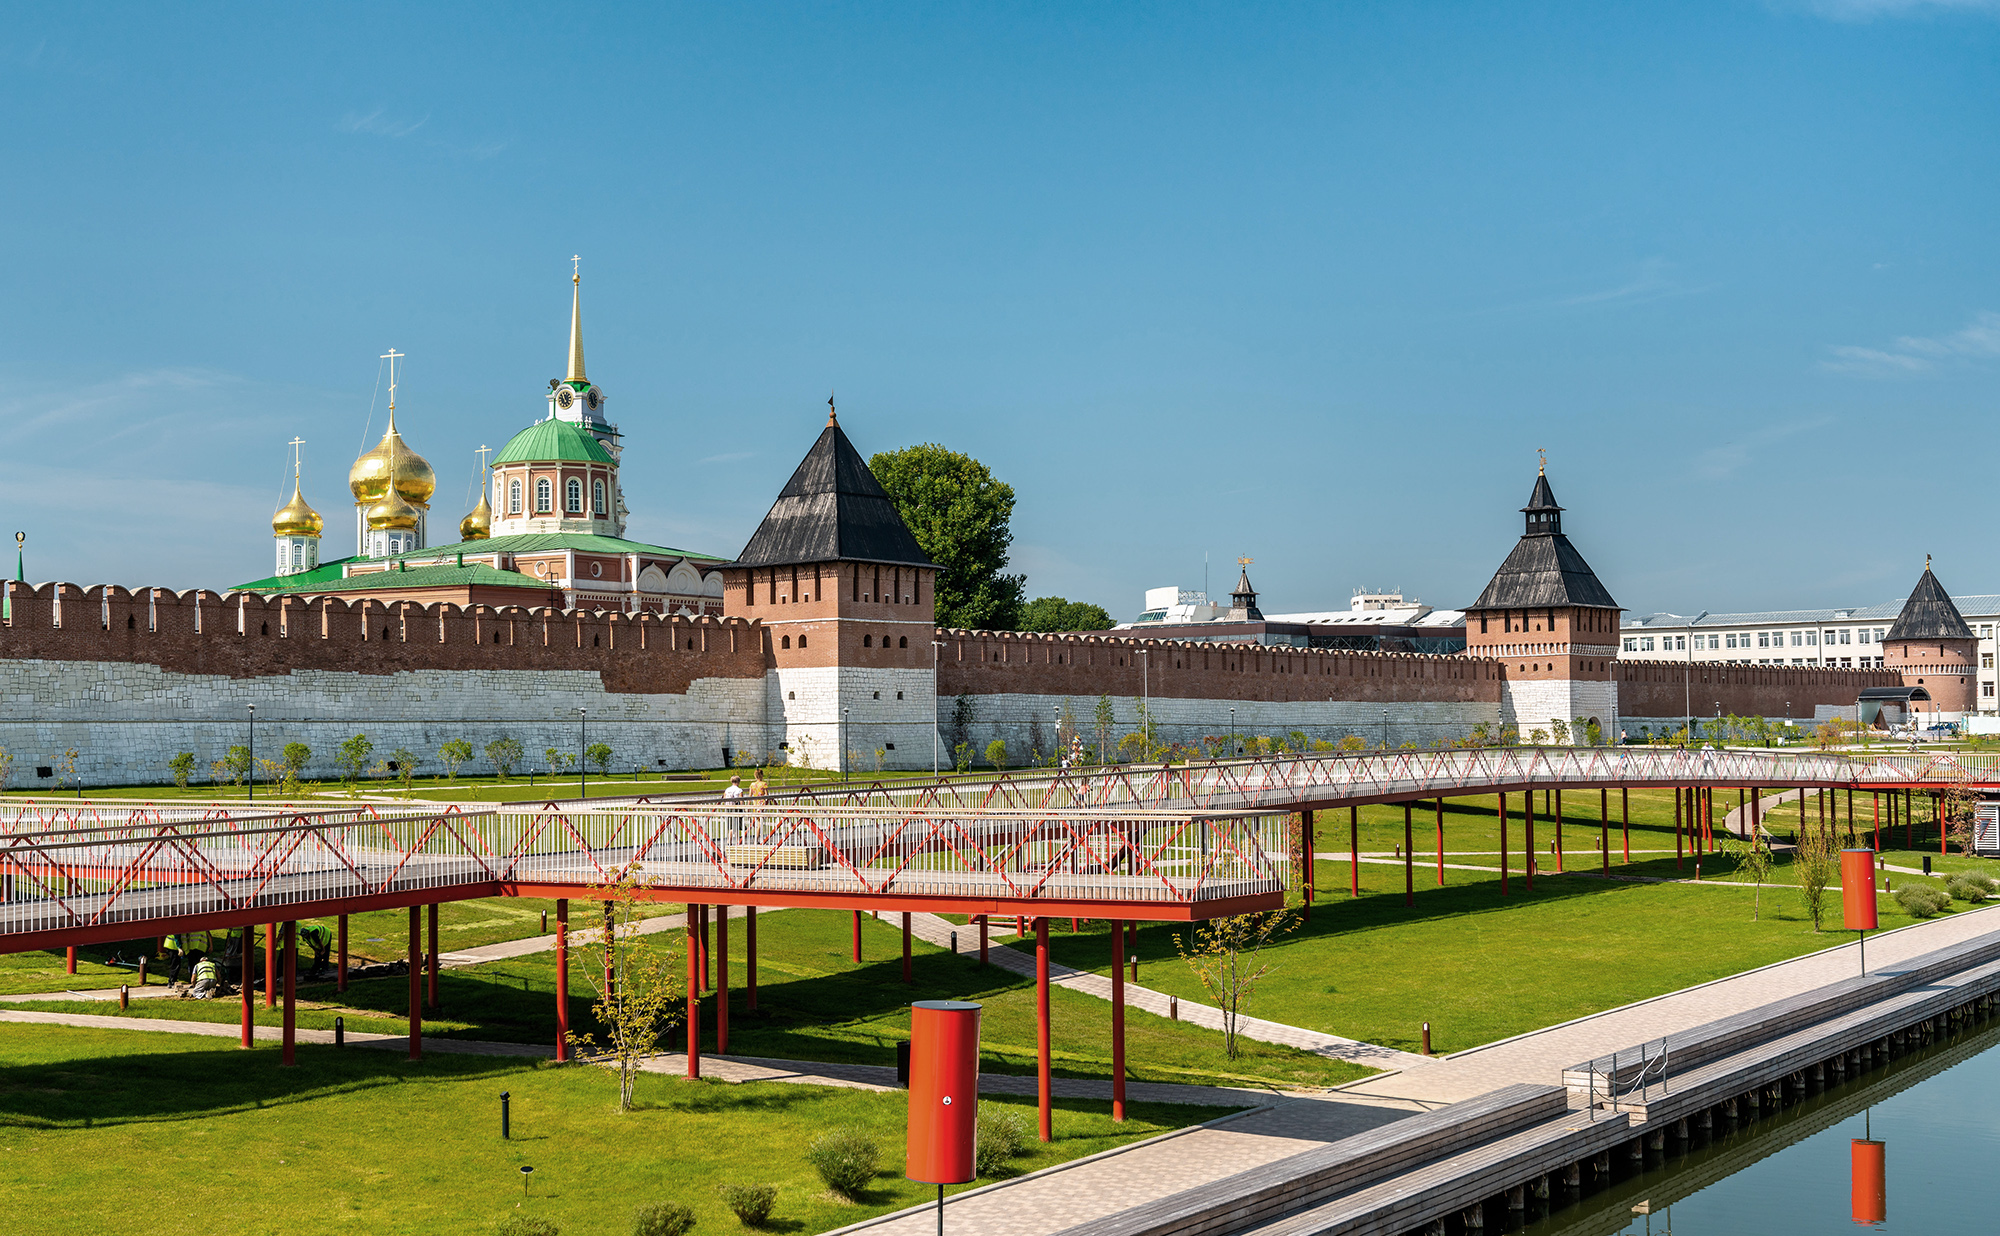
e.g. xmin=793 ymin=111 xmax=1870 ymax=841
xmin=1466 ymin=465 xmax=1618 ymax=611
xmin=1885 ymin=562 xmax=1974 ymax=642
xmin=731 ymin=410 xmax=934 ymax=570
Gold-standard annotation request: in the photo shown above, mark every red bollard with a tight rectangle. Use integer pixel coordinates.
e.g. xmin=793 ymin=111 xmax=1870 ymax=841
xmin=1851 ymin=1138 xmax=1886 ymax=1224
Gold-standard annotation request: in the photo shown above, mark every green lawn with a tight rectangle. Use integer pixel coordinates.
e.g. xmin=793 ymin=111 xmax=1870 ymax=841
xmin=0 ymin=1024 xmax=1227 ymax=1236
xmin=7 ymin=910 xmax=1369 ymax=1092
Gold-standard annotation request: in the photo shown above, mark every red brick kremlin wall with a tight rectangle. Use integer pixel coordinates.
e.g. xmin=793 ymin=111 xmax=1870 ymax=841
xmin=1614 ymin=658 xmax=1899 ymax=718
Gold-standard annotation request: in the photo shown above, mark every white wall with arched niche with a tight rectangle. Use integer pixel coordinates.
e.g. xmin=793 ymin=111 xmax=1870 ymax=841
xmin=636 ymin=564 xmax=670 ymax=593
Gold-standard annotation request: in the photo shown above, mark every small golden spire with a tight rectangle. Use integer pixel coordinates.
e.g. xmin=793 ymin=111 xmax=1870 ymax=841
xmin=1927 ymin=553 xmax=1933 ymax=572
xmin=1538 ymin=447 xmax=1546 ymax=476
xmin=566 ymin=257 xmax=587 ymax=383
xmin=827 ymin=390 xmax=838 ymax=427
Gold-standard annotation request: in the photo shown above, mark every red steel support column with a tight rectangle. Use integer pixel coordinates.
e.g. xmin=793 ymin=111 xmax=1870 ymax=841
xmin=902 ymin=911 xmax=913 ymax=984
xmin=852 ymin=909 xmax=863 ymax=962
xmin=700 ymin=903 xmax=712 ymax=991
xmin=1110 ymin=917 xmax=1126 ymax=1123
xmin=1621 ymin=787 xmax=1630 ymax=863
xmin=264 ymin=923 xmax=277 ymax=1008
xmin=746 ymin=906 xmax=758 ymax=1011
xmin=336 ymin=914 xmax=348 ymax=993
xmin=406 ymin=905 xmax=421 ymax=1062
xmin=1302 ymin=809 xmax=1315 ymax=919
xmin=717 ymin=904 xmax=729 ymax=1055
xmin=1676 ymin=786 xmax=1685 ymax=870
xmin=427 ymin=901 xmax=440 ymax=1011
xmin=1403 ymin=802 xmax=1414 ymax=907
xmin=1941 ymin=790 xmax=1948 ymax=856
xmin=1525 ymin=794 xmax=1536 ymax=891
xmin=1349 ymin=806 xmax=1360 ymax=897
xmin=1847 ymin=788 xmax=1855 ymax=846
xmin=1872 ymin=793 xmax=1880 ymax=852
xmin=1499 ymin=792 xmax=1509 ymax=896
xmin=1435 ymin=799 xmax=1444 ymax=887
xmin=1554 ymin=789 xmax=1563 ymax=873
xmin=281 ymin=921 xmax=297 ymax=1068
xmin=1036 ymin=917 xmax=1052 ymax=1143
xmin=1600 ymin=788 xmax=1609 ymax=876
xmin=240 ymin=928 xmax=254 ymax=1048
xmin=554 ymin=899 xmax=570 ymax=1061
xmin=686 ymin=905 xmax=701 ymax=1078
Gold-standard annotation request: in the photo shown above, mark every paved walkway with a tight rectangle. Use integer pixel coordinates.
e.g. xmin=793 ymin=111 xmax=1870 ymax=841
xmin=897 ymin=911 xmax=1431 ymax=1071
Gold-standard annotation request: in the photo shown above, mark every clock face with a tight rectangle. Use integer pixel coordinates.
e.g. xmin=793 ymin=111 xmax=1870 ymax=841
xmin=554 ymin=386 xmax=576 ymax=410
xmin=585 ymin=388 xmax=602 ymax=411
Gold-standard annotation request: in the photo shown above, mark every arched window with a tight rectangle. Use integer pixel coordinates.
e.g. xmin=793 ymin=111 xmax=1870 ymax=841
xmin=291 ymin=543 xmax=302 ymax=568
xmin=781 ymin=635 xmax=791 ymax=649
xmin=509 ymin=479 xmax=523 ymax=514
xmin=898 ymin=636 xmax=907 ymax=648
xmin=863 ymin=634 xmax=872 ymax=647
xmin=798 ymin=634 xmax=807 ymax=648
xmin=593 ymin=479 xmax=606 ymax=515
xmin=535 ymin=478 xmax=552 ymax=512
xmin=566 ymin=478 xmax=583 ymax=513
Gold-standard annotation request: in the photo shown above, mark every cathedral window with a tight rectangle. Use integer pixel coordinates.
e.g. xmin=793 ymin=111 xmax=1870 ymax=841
xmin=566 ymin=478 xmax=583 ymax=513
xmin=535 ymin=478 xmax=552 ymax=512
xmin=593 ymin=479 xmax=606 ymax=515
xmin=509 ymin=479 xmax=523 ymax=514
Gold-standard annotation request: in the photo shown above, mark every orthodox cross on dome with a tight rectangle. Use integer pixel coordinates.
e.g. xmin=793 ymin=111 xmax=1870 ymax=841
xmin=288 ymin=436 xmax=306 ymax=479
xmin=476 ymin=443 xmax=492 ymax=473
xmin=380 ymin=349 xmax=404 ymax=412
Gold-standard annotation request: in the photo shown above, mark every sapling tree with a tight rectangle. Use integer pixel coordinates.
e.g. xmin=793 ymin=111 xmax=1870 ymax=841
xmin=484 ymin=736 xmax=523 ymax=781
xmin=586 ymin=741 xmax=613 ymax=777
xmin=1794 ymin=823 xmax=1836 ymax=931
xmin=388 ymin=747 xmax=418 ymax=795
xmin=563 ymin=862 xmax=687 ymax=1112
xmin=1721 ymin=833 xmax=1775 ymax=921
xmin=1175 ymin=909 xmax=1296 ymax=1057
xmin=437 ymin=739 xmax=474 ymax=782
xmin=336 ymin=733 xmax=374 ymax=793
xmin=167 ymin=751 xmax=195 ymax=790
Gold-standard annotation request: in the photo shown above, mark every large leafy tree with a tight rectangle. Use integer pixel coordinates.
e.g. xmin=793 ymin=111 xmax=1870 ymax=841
xmin=870 ymin=444 xmax=1025 ymax=630
xmin=1019 ymin=596 xmax=1115 ymax=632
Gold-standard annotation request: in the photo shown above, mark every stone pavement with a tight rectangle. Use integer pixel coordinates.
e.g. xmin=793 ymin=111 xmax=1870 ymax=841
xmin=898 ymin=911 xmax=1432 ymax=1072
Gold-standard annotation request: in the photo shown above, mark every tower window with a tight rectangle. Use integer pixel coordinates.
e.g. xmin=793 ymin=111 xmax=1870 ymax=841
xmin=899 ymin=636 xmax=908 ymax=648
xmin=593 ymin=479 xmax=606 ymax=516
xmin=798 ymin=634 xmax=807 ymax=648
xmin=535 ymin=478 xmax=552 ymax=512
xmin=509 ymin=479 xmax=523 ymax=514
xmin=863 ymin=634 xmax=872 ymax=647
xmin=782 ymin=635 xmax=791 ymax=649
xmin=566 ymin=478 xmax=583 ymax=513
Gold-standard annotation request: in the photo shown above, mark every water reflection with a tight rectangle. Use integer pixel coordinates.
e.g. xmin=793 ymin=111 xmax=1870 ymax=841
xmin=1513 ymin=1013 xmax=2000 ymax=1235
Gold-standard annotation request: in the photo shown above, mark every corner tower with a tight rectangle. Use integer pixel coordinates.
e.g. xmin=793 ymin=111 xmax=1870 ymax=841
xmin=1884 ymin=557 xmax=1976 ymax=719
xmin=1462 ymin=458 xmax=1622 ymax=741
xmin=725 ymin=401 xmax=937 ymax=771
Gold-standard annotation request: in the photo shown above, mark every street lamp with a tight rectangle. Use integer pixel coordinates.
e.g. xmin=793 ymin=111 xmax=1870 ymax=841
xmin=577 ymin=708 xmax=587 ymax=800
xmin=1684 ymin=611 xmax=1709 ymax=737
xmin=1382 ymin=709 xmax=1389 ymax=750
xmin=932 ymin=640 xmax=945 ymax=780
xmin=841 ymin=708 xmax=849 ymax=784
xmin=246 ymin=704 xmax=255 ymax=802
xmin=1138 ymin=649 xmax=1151 ymax=758
xmin=1229 ymin=707 xmax=1236 ymax=758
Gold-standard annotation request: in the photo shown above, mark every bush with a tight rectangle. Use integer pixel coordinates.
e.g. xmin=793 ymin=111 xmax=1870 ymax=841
xmin=1946 ymin=872 xmax=1999 ymax=903
xmin=1893 ymin=883 xmax=1952 ymax=919
xmin=631 ymin=1203 xmax=696 ymax=1236
xmin=805 ymin=1126 xmax=880 ymax=1198
xmin=497 ymin=1218 xmax=559 ymax=1236
xmin=716 ymin=1184 xmax=777 ymax=1226
xmin=974 ymin=1105 xmax=1029 ymax=1176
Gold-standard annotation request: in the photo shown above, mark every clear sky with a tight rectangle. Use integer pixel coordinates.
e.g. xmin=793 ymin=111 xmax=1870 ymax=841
xmin=4 ymin=1 xmax=1997 ymax=620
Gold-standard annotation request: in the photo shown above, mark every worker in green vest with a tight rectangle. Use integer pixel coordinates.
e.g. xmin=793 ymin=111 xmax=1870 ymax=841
xmin=188 ymin=954 xmax=222 ymax=999
xmin=162 ymin=934 xmax=187 ymax=983
xmin=299 ymin=923 xmax=335 ymax=979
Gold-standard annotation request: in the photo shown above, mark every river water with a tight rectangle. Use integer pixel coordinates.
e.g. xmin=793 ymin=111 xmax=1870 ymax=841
xmin=1513 ymin=1012 xmax=2000 ymax=1235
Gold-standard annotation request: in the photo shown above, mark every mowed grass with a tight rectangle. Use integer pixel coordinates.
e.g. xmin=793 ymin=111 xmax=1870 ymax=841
xmin=0 ymin=1024 xmax=1226 ymax=1236
xmin=8 ymin=910 xmax=1371 ymax=1092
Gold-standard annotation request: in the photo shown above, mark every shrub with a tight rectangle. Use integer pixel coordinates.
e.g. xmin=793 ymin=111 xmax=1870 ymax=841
xmin=974 ymin=1105 xmax=1029 ymax=1176
xmin=1946 ymin=872 xmax=1999 ymax=903
xmin=1893 ymin=883 xmax=1952 ymax=919
xmin=631 ymin=1203 xmax=696 ymax=1236
xmin=805 ymin=1126 xmax=880 ymax=1198
xmin=497 ymin=1217 xmax=560 ymax=1236
xmin=716 ymin=1183 xmax=777 ymax=1226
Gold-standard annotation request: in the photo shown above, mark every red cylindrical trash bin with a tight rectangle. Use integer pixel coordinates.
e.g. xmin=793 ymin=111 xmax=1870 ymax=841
xmin=1842 ymin=849 xmax=1878 ymax=931
xmin=1851 ymin=1137 xmax=1886 ymax=1224
xmin=906 ymin=1000 xmax=982 ymax=1185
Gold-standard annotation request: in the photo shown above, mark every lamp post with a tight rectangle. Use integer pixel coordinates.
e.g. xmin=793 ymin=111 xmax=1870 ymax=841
xmin=1138 ymin=649 xmax=1151 ymax=758
xmin=842 ymin=708 xmax=849 ymax=784
xmin=1382 ymin=709 xmax=1389 ymax=751
xmin=932 ymin=640 xmax=945 ymax=779
xmin=577 ymin=708 xmax=587 ymax=800
xmin=1684 ymin=610 xmax=1709 ymax=737
xmin=246 ymin=704 xmax=255 ymax=802
xmin=1229 ymin=707 xmax=1236 ymax=758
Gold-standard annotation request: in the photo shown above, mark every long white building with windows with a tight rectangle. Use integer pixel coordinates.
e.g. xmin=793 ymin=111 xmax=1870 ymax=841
xmin=1621 ymin=596 xmax=2000 ymax=714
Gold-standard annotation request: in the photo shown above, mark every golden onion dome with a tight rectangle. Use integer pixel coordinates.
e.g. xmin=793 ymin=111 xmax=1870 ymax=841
xmin=271 ymin=477 xmax=324 ymax=539
xmin=459 ymin=488 xmax=492 ymax=541
xmin=347 ymin=411 xmax=437 ymax=508
xmin=365 ymin=484 xmax=422 ymax=531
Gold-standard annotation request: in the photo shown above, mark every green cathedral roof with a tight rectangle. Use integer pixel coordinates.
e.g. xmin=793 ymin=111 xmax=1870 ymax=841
xmin=493 ymin=418 xmax=616 ymax=466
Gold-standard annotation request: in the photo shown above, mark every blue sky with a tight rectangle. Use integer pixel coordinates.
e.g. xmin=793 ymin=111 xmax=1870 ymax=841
xmin=4 ymin=1 xmax=1998 ymax=620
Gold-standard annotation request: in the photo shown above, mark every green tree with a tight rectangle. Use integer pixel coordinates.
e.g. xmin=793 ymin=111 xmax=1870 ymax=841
xmin=437 ymin=739 xmax=474 ymax=781
xmin=388 ymin=747 xmax=418 ymax=794
xmin=1019 ymin=596 xmax=1115 ymax=632
xmin=222 ymin=744 xmax=253 ymax=787
xmin=586 ymin=741 xmax=613 ymax=777
xmin=281 ymin=742 xmax=312 ymax=778
xmin=1721 ymin=833 xmax=1775 ymax=921
xmin=335 ymin=734 xmax=374 ymax=792
xmin=1175 ymin=909 xmax=1296 ymax=1058
xmin=564 ymin=863 xmax=687 ymax=1111
xmin=167 ymin=751 xmax=196 ymax=790
xmin=869 ymin=444 xmax=1025 ymax=629
xmin=1795 ymin=822 xmax=1836 ymax=931
xmin=485 ymin=736 xmax=524 ymax=781
xmin=984 ymin=738 xmax=1008 ymax=770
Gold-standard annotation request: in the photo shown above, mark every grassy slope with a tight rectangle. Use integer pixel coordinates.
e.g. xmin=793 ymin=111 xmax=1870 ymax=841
xmin=0 ymin=1024 xmax=1225 ymax=1236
